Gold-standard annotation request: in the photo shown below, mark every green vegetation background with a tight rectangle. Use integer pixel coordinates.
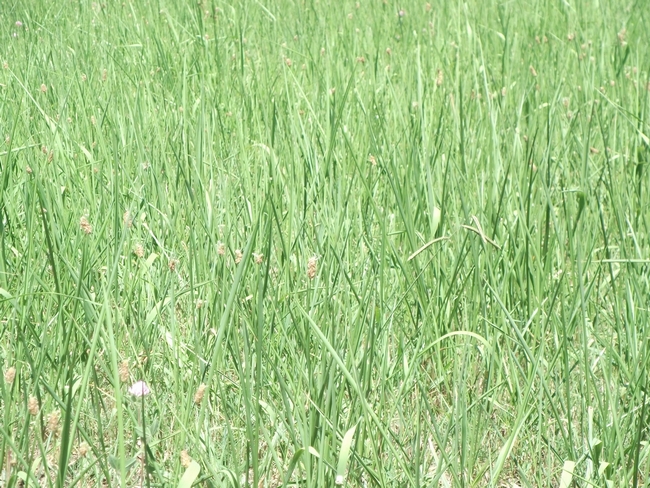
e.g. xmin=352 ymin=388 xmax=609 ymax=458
xmin=1 ymin=0 xmax=649 ymax=486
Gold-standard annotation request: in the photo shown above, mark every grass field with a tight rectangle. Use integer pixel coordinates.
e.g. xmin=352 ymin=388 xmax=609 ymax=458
xmin=1 ymin=1 xmax=649 ymax=486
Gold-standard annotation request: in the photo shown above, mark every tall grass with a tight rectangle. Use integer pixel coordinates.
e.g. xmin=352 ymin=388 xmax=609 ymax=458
xmin=1 ymin=0 xmax=649 ymax=486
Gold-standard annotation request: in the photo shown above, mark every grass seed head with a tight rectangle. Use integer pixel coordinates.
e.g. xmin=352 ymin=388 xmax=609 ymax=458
xmin=123 ymin=211 xmax=133 ymax=228
xmin=78 ymin=442 xmax=89 ymax=458
xmin=133 ymin=244 xmax=144 ymax=258
xmin=80 ymin=216 xmax=92 ymax=235
xmin=40 ymin=83 xmax=47 ymax=93
xmin=234 ymin=249 xmax=243 ymax=264
xmin=307 ymin=256 xmax=318 ymax=280
xmin=118 ymin=360 xmax=130 ymax=383
xmin=253 ymin=252 xmax=264 ymax=264
xmin=47 ymin=410 xmax=60 ymax=435
xmin=194 ymin=384 xmax=207 ymax=404
xmin=217 ymin=241 xmax=226 ymax=255
xmin=28 ymin=396 xmax=39 ymax=416
xmin=180 ymin=450 xmax=192 ymax=468
xmin=4 ymin=366 xmax=16 ymax=384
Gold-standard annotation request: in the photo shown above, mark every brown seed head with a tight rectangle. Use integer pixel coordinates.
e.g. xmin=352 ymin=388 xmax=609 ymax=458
xmin=123 ymin=211 xmax=133 ymax=228
xmin=307 ymin=256 xmax=318 ymax=280
xmin=78 ymin=442 xmax=90 ymax=458
xmin=234 ymin=249 xmax=243 ymax=264
xmin=28 ymin=395 xmax=39 ymax=416
xmin=133 ymin=244 xmax=144 ymax=258
xmin=217 ymin=241 xmax=226 ymax=255
xmin=180 ymin=450 xmax=192 ymax=468
xmin=118 ymin=360 xmax=130 ymax=383
xmin=80 ymin=216 xmax=92 ymax=235
xmin=168 ymin=258 xmax=178 ymax=271
xmin=4 ymin=366 xmax=16 ymax=384
xmin=47 ymin=410 xmax=60 ymax=435
xmin=253 ymin=253 xmax=264 ymax=265
xmin=194 ymin=384 xmax=207 ymax=404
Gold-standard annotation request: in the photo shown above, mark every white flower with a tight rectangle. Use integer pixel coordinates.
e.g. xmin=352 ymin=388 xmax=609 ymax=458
xmin=128 ymin=380 xmax=150 ymax=397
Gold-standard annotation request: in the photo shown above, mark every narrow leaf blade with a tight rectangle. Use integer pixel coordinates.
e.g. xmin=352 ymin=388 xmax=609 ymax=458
xmin=178 ymin=460 xmax=201 ymax=488
xmin=335 ymin=424 xmax=357 ymax=485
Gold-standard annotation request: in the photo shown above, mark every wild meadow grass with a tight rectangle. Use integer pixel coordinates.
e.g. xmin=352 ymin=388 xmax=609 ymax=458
xmin=0 ymin=0 xmax=649 ymax=486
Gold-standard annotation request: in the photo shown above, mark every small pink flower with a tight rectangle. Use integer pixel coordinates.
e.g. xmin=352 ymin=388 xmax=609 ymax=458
xmin=15 ymin=21 xmax=23 ymax=27
xmin=128 ymin=380 xmax=150 ymax=397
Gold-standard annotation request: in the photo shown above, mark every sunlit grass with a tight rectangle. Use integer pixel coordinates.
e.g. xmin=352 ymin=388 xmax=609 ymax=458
xmin=1 ymin=1 xmax=649 ymax=486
